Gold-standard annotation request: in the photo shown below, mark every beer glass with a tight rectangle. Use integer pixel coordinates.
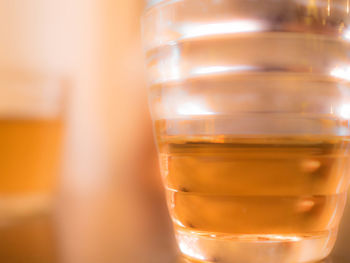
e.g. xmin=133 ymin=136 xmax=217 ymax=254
xmin=143 ymin=0 xmax=350 ymax=262
xmin=0 ymin=71 xmax=65 ymax=224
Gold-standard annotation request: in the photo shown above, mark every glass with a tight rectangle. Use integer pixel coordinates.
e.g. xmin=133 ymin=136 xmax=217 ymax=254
xmin=143 ymin=0 xmax=350 ymax=262
xmin=0 ymin=71 xmax=66 ymax=225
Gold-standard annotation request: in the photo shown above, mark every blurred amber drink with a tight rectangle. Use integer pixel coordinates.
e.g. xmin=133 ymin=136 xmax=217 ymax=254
xmin=0 ymin=72 xmax=65 ymax=223
xmin=0 ymin=119 xmax=63 ymax=192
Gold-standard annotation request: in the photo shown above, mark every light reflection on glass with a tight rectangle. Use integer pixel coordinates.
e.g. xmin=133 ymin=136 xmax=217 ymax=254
xmin=177 ymin=101 xmax=214 ymax=116
xmin=192 ymin=65 xmax=256 ymax=76
xmin=264 ymin=235 xmax=301 ymax=242
xmin=173 ymin=218 xmax=185 ymax=228
xmin=343 ymin=29 xmax=350 ymax=40
xmin=166 ymin=46 xmax=181 ymax=81
xmin=178 ymin=235 xmax=206 ymax=261
xmin=180 ymin=20 xmax=264 ymax=39
xmin=330 ymin=66 xmax=350 ymax=81
xmin=339 ymin=103 xmax=350 ymax=119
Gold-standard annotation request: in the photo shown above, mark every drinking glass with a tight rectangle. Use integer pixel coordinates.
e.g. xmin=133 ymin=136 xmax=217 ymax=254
xmin=0 ymin=71 xmax=65 ymax=224
xmin=143 ymin=0 xmax=350 ymax=262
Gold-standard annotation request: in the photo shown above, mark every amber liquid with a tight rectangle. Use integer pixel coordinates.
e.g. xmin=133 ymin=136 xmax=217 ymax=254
xmin=0 ymin=118 xmax=63 ymax=221
xmin=156 ymin=122 xmax=350 ymax=261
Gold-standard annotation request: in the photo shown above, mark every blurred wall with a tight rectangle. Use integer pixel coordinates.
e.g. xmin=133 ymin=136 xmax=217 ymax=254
xmin=58 ymin=0 xmax=176 ymax=262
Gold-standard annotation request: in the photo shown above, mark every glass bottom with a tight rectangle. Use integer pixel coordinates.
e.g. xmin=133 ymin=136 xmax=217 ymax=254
xmin=0 ymin=195 xmax=53 ymax=226
xmin=176 ymin=228 xmax=337 ymax=263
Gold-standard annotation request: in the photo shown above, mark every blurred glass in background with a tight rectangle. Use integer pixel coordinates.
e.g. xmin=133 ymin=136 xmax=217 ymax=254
xmin=0 ymin=71 xmax=65 ymax=224
xmin=0 ymin=0 xmax=175 ymax=262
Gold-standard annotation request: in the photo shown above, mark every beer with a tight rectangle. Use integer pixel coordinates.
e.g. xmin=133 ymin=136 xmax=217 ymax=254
xmin=0 ymin=118 xmax=63 ymax=194
xmin=0 ymin=71 xmax=65 ymax=222
xmin=156 ymin=120 xmax=350 ymax=262
xmin=0 ymin=117 xmax=63 ymax=221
